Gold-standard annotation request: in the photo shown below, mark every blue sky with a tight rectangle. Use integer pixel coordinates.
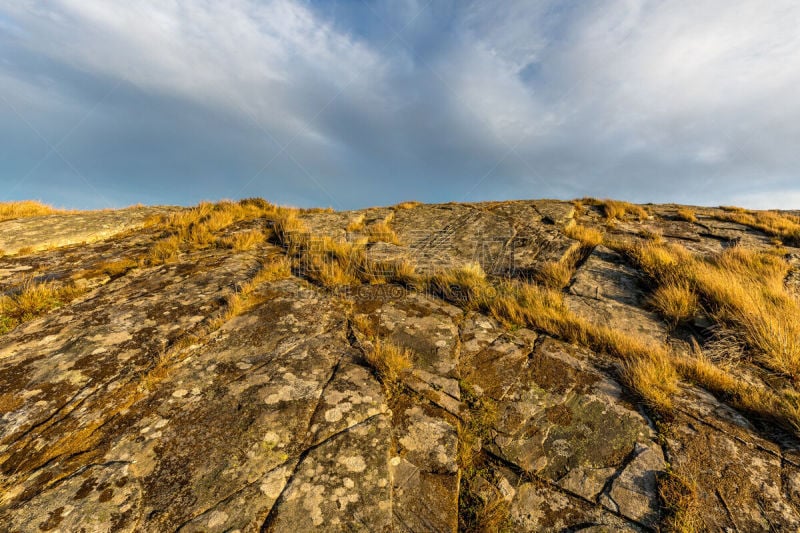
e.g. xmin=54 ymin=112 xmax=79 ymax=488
xmin=1 ymin=1 xmax=799 ymax=210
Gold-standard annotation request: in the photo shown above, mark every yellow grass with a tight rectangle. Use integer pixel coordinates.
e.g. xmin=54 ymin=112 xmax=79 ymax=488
xmin=218 ymin=228 xmax=266 ymax=251
xmin=659 ymin=466 xmax=701 ymax=533
xmin=650 ymin=281 xmax=699 ymax=325
xmin=715 ymin=208 xmax=800 ymax=245
xmin=0 ymin=277 xmax=85 ymax=335
xmin=425 ymin=273 xmax=681 ymax=412
xmin=620 ymin=240 xmax=800 ymax=375
xmin=583 ymin=198 xmax=648 ymax=221
xmin=676 ymin=348 xmax=800 ymax=432
xmin=366 ymin=339 xmax=413 ymax=386
xmin=251 ymin=256 xmax=293 ymax=284
xmin=346 ymin=213 xmax=365 ymax=232
xmin=365 ymin=212 xmax=401 ymax=245
xmin=0 ymin=201 xmax=63 ymax=222
xmin=395 ymin=201 xmax=421 ymax=209
xmin=352 ymin=313 xmax=376 ymax=338
xmin=639 ymin=227 xmax=665 ymax=243
xmin=535 ymin=260 xmax=574 ymax=290
xmin=271 ymin=208 xmax=307 ymax=252
xmin=564 ymin=223 xmax=603 ymax=247
xmin=622 ymin=353 xmax=680 ymax=412
xmin=148 ymin=236 xmax=181 ymax=265
xmin=675 ymin=208 xmax=697 ymax=223
xmin=428 ymin=262 xmax=491 ymax=307
xmin=73 ymin=258 xmax=140 ymax=281
xmin=533 ymin=224 xmax=601 ymax=291
xmin=366 ymin=220 xmax=401 ymax=244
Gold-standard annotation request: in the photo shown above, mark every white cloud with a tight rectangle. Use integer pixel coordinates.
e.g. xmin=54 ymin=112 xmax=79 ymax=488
xmin=1 ymin=0 xmax=799 ymax=208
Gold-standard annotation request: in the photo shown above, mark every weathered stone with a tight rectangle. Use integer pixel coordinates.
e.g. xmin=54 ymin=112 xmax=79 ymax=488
xmin=567 ymin=245 xmax=667 ymax=345
xmin=664 ymin=387 xmax=800 ymax=531
xmin=486 ymin=338 xmax=663 ymax=517
xmin=508 ymin=480 xmax=640 ymax=532
xmin=602 ymin=442 xmax=664 ymax=527
xmin=1 ymin=199 xmax=798 ymax=531
xmin=0 ymin=206 xmax=173 ymax=256
xmin=266 ymin=414 xmax=394 ymax=531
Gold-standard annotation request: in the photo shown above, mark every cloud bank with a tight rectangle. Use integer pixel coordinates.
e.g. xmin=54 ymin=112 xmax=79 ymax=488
xmin=1 ymin=0 xmax=799 ymax=209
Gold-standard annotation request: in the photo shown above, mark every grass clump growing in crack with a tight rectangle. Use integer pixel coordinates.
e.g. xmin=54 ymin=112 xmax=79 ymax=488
xmin=658 ymin=466 xmax=701 ymax=533
xmin=675 ymin=345 xmax=800 ymax=433
xmin=366 ymin=339 xmax=413 ymax=386
xmin=650 ymin=281 xmax=699 ymax=326
xmin=428 ymin=270 xmax=680 ymax=412
xmin=582 ymin=198 xmax=648 ymax=222
xmin=273 ymin=210 xmax=420 ymax=290
xmin=0 ymin=277 xmax=85 ymax=335
xmin=346 ymin=213 xmax=365 ymax=232
xmin=426 ymin=260 xmax=680 ymax=411
xmin=534 ymin=222 xmax=603 ymax=290
xmin=218 ymin=228 xmax=266 ymax=251
xmin=535 ymin=260 xmax=574 ymax=290
xmin=146 ymin=199 xmax=282 ymax=264
xmin=428 ymin=262 xmax=492 ymax=307
xmin=148 ymin=235 xmax=182 ymax=265
xmin=365 ymin=212 xmax=401 ymax=245
xmin=621 ymin=353 xmax=680 ymax=413
xmin=564 ymin=222 xmax=603 ymax=248
xmin=675 ymin=207 xmax=697 ymax=223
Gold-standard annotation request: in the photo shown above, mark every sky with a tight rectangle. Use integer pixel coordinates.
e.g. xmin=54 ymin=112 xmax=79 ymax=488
xmin=1 ymin=1 xmax=799 ymax=210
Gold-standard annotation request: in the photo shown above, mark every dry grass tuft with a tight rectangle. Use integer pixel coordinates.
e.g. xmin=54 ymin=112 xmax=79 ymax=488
xmin=583 ymin=198 xmax=648 ymax=221
xmin=218 ymin=228 xmax=266 ymax=251
xmin=73 ymin=258 xmax=140 ymax=281
xmin=0 ymin=277 xmax=85 ymax=335
xmin=270 ymin=208 xmax=307 ymax=252
xmin=96 ymin=258 xmax=139 ymax=278
xmin=650 ymin=281 xmax=699 ymax=325
xmin=676 ymin=345 xmax=800 ymax=433
xmin=622 ymin=353 xmax=680 ymax=412
xmin=535 ymin=260 xmax=574 ymax=290
xmin=365 ymin=339 xmax=413 ymax=386
xmin=534 ymin=223 xmax=601 ymax=291
xmin=564 ymin=222 xmax=603 ymax=247
xmin=346 ymin=213 xmax=365 ymax=232
xmin=395 ymin=201 xmax=421 ymax=210
xmin=572 ymin=199 xmax=586 ymax=216
xmin=365 ymin=212 xmax=401 ymax=245
xmin=720 ymin=205 xmax=747 ymax=213
xmin=659 ymin=467 xmax=702 ymax=533
xmin=430 ymin=276 xmax=683 ymax=412
xmin=639 ymin=227 xmax=665 ymax=243
xmin=148 ymin=236 xmax=181 ymax=265
xmin=148 ymin=199 xmax=281 ymax=259
xmin=352 ymin=313 xmax=376 ymax=338
xmin=366 ymin=220 xmax=401 ymax=244
xmin=0 ymin=201 xmax=63 ymax=222
xmin=428 ymin=262 xmax=491 ymax=307
xmin=251 ymin=256 xmax=293 ymax=285
xmin=675 ymin=208 xmax=697 ymax=223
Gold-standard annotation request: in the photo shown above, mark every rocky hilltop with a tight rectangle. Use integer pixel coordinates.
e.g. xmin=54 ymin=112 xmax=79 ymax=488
xmin=1 ymin=198 xmax=800 ymax=532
